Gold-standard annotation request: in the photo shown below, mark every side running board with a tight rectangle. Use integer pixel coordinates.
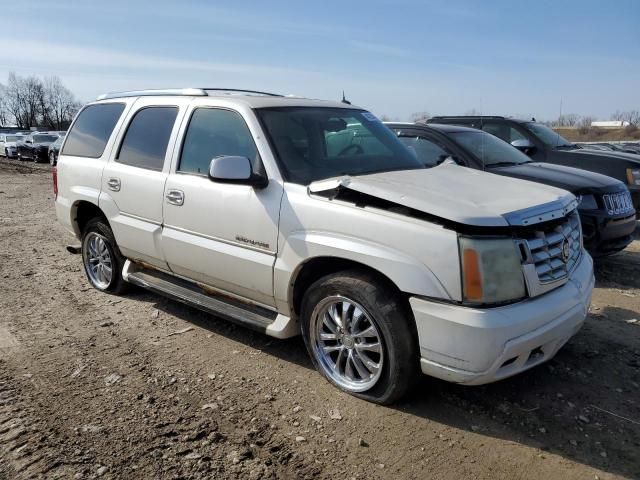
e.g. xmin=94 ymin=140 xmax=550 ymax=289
xmin=122 ymin=260 xmax=298 ymax=339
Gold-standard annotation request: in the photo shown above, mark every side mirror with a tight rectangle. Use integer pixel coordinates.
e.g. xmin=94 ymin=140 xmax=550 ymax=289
xmin=208 ymin=156 xmax=268 ymax=189
xmin=511 ymin=138 xmax=536 ymax=155
xmin=26 ymin=139 xmax=32 ymax=144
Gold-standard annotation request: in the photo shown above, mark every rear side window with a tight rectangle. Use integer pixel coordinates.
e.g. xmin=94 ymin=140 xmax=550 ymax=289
xmin=179 ymin=108 xmax=259 ymax=175
xmin=62 ymin=103 xmax=125 ymax=158
xmin=116 ymin=106 xmax=178 ymax=171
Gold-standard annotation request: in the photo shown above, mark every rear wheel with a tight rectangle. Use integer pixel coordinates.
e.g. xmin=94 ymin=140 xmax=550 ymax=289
xmin=301 ymin=270 xmax=419 ymax=405
xmin=81 ymin=218 xmax=128 ymax=294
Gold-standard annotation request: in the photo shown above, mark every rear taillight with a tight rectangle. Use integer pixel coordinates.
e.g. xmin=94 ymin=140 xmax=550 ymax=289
xmin=52 ymin=166 xmax=58 ymax=199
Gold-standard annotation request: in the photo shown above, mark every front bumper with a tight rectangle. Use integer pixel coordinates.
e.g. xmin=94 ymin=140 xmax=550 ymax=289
xmin=580 ymin=209 xmax=636 ymax=256
xmin=630 ymin=189 xmax=640 ymax=219
xmin=410 ymin=253 xmax=594 ymax=385
xmin=34 ymin=148 xmax=48 ymax=162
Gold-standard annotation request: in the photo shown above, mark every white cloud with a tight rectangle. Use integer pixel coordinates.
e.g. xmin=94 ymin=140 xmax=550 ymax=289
xmin=0 ymin=40 xmax=312 ymax=77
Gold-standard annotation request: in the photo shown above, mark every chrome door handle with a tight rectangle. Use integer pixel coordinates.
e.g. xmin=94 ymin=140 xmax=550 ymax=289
xmin=107 ymin=177 xmax=121 ymax=192
xmin=166 ymin=189 xmax=184 ymax=206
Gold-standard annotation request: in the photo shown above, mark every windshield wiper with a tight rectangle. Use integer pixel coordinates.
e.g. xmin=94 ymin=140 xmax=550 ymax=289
xmin=554 ymin=144 xmax=576 ymax=150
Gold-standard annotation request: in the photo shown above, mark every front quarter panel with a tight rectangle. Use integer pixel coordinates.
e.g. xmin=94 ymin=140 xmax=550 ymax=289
xmin=274 ymin=184 xmax=461 ymax=315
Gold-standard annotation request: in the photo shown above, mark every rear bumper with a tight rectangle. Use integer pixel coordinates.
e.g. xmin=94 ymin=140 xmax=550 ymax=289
xmin=410 ymin=253 xmax=594 ymax=385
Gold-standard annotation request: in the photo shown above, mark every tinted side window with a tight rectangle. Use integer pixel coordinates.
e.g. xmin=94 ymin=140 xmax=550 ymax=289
xmin=62 ymin=103 xmax=125 ymax=158
xmin=399 ymin=136 xmax=450 ymax=167
xmin=179 ymin=108 xmax=258 ymax=175
xmin=482 ymin=122 xmax=510 ymax=142
xmin=116 ymin=107 xmax=178 ymax=171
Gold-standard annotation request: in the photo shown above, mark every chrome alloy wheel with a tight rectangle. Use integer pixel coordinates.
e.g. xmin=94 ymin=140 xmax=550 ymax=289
xmin=83 ymin=232 xmax=113 ymax=289
xmin=310 ymin=296 xmax=384 ymax=392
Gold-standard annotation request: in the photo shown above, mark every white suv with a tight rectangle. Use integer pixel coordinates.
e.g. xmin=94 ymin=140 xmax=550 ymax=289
xmin=55 ymin=88 xmax=594 ymax=404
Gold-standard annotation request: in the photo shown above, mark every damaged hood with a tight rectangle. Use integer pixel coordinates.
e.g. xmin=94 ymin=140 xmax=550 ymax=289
xmin=309 ymin=164 xmax=575 ymax=227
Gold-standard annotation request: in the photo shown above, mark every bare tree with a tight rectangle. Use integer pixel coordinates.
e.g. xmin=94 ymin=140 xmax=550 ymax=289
xmin=0 ymin=82 xmax=8 ymax=126
xmin=41 ymin=76 xmax=81 ymax=130
xmin=410 ymin=111 xmax=431 ymax=123
xmin=1 ymin=73 xmax=81 ymax=129
xmin=611 ymin=110 xmax=640 ymax=126
xmin=577 ymin=116 xmax=596 ymax=134
xmin=4 ymin=73 xmax=44 ymax=128
xmin=553 ymin=113 xmax=580 ymax=127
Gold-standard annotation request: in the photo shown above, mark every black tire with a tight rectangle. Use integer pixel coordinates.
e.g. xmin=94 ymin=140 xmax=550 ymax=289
xmin=300 ymin=269 xmax=419 ymax=405
xmin=81 ymin=217 xmax=129 ymax=294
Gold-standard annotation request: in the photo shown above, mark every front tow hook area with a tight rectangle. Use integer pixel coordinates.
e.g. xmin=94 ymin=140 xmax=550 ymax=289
xmin=66 ymin=245 xmax=81 ymax=254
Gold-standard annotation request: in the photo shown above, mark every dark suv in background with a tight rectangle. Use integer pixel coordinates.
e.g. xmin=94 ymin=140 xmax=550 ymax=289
xmin=388 ymin=122 xmax=636 ymax=256
xmin=427 ymin=116 xmax=640 ymax=214
xmin=16 ymin=133 xmax=60 ymax=163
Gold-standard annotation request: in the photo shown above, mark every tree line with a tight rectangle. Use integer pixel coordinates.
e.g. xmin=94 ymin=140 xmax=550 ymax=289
xmin=0 ymin=73 xmax=82 ymax=130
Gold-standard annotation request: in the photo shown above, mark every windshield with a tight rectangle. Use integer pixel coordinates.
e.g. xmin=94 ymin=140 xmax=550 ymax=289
xmin=257 ymin=107 xmax=423 ymax=184
xmin=523 ymin=122 xmax=572 ymax=147
xmin=33 ymin=135 xmax=58 ymax=143
xmin=5 ymin=136 xmax=19 ymax=142
xmin=450 ymin=131 xmax=532 ymax=166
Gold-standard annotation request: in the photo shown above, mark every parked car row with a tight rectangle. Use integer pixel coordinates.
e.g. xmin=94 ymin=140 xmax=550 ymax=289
xmin=54 ymin=88 xmax=633 ymax=404
xmin=388 ymin=122 xmax=637 ymax=257
xmin=0 ymin=130 xmax=66 ymax=164
xmin=424 ymin=116 xmax=640 ymax=217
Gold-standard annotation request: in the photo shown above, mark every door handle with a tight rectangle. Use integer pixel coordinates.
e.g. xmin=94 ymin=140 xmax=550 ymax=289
xmin=166 ymin=189 xmax=184 ymax=206
xmin=107 ymin=177 xmax=121 ymax=192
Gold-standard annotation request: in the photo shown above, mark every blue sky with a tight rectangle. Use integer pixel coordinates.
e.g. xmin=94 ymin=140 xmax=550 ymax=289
xmin=1 ymin=0 xmax=638 ymax=120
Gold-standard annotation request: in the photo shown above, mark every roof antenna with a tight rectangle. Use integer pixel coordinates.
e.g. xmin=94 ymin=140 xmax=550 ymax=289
xmin=341 ymin=91 xmax=351 ymax=105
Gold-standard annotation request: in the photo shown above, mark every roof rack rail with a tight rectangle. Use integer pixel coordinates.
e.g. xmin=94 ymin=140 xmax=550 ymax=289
xmin=202 ymin=88 xmax=283 ymax=97
xmin=96 ymin=87 xmax=283 ymax=101
xmin=96 ymin=88 xmax=207 ymax=100
xmin=430 ymin=115 xmax=505 ymax=119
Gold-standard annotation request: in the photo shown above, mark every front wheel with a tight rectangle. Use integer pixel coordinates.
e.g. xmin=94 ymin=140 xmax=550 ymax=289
xmin=81 ymin=218 xmax=128 ymax=294
xmin=301 ymin=270 xmax=419 ymax=405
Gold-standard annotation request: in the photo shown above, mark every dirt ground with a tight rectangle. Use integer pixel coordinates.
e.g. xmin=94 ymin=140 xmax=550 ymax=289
xmin=0 ymin=158 xmax=638 ymax=480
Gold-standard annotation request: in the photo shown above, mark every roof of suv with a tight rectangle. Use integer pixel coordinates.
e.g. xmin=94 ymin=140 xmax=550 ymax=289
xmin=429 ymin=115 xmax=532 ymax=124
xmin=95 ymin=88 xmax=359 ymax=110
xmin=387 ymin=122 xmax=478 ymax=133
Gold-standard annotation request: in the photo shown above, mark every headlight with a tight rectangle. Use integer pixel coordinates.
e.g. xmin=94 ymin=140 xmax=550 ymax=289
xmin=459 ymin=237 xmax=526 ymax=305
xmin=627 ymin=168 xmax=640 ymax=186
xmin=577 ymin=194 xmax=598 ymax=210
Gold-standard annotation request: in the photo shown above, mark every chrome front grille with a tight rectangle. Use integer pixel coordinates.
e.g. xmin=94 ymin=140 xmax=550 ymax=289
xmin=602 ymin=191 xmax=634 ymax=216
xmin=520 ymin=211 xmax=582 ymax=285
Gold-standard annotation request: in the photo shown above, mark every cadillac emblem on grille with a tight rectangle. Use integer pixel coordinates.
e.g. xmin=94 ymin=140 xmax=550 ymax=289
xmin=561 ymin=238 xmax=571 ymax=263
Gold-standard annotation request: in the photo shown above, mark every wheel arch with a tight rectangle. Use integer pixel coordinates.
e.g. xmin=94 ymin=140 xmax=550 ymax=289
xmin=288 ymin=256 xmax=405 ymax=318
xmin=72 ymin=200 xmax=109 ymax=236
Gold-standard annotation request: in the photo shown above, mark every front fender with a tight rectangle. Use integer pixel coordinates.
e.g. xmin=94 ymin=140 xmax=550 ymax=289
xmin=273 ymin=230 xmax=453 ymax=316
